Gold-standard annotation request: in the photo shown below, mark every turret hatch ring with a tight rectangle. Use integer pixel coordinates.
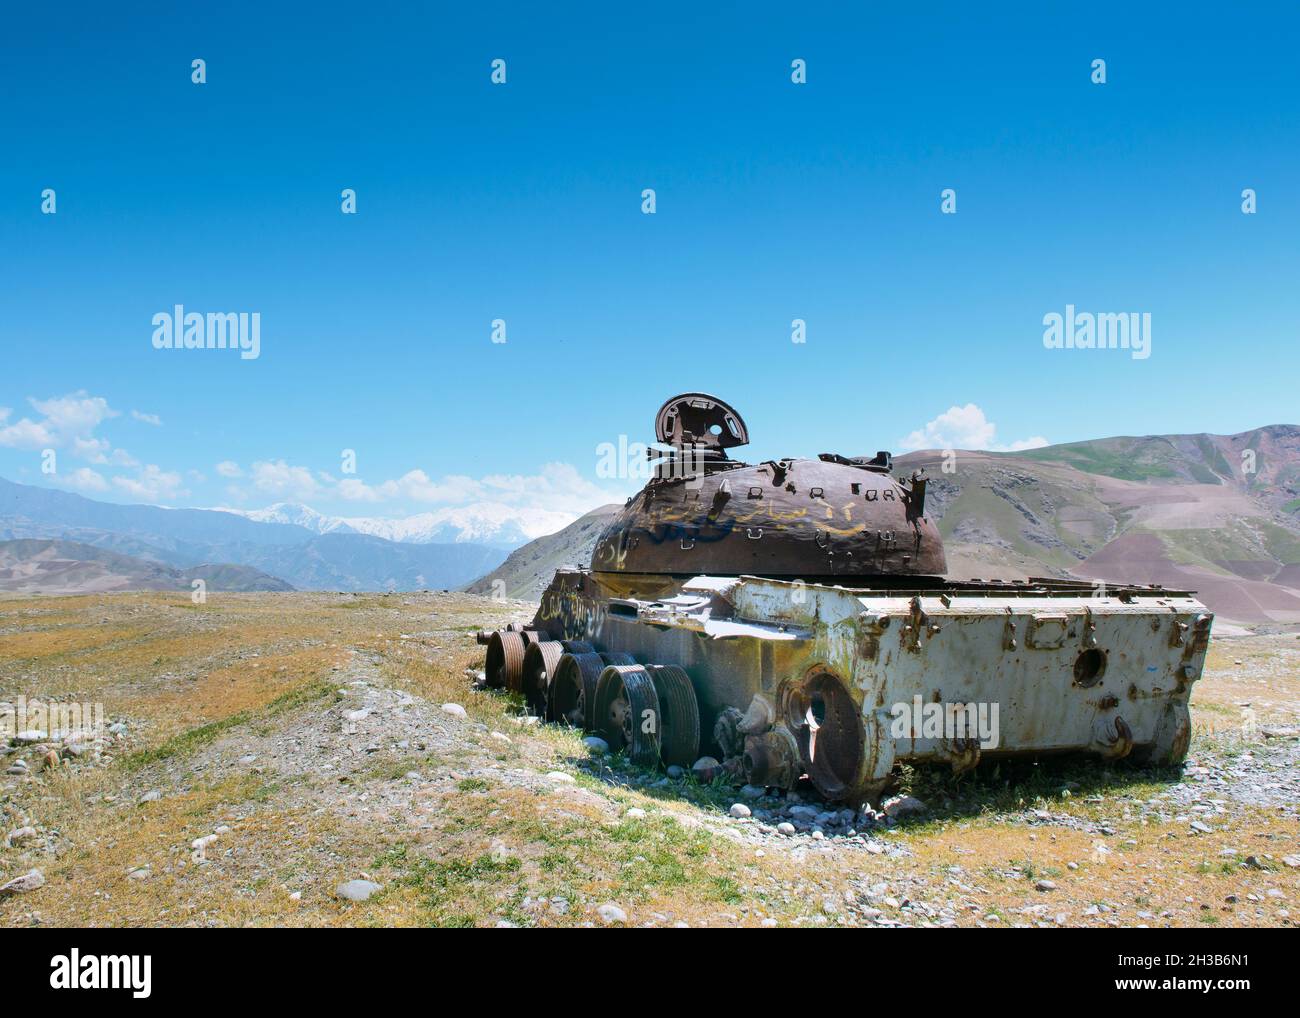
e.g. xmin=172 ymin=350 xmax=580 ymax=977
xmin=654 ymin=392 xmax=750 ymax=450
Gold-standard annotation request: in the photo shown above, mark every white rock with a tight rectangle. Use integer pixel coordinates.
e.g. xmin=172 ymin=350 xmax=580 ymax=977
xmin=691 ymin=756 xmax=721 ymax=782
xmin=139 ymin=789 xmax=162 ymax=803
xmin=546 ymin=771 xmax=575 ymax=783
xmin=441 ymin=703 xmax=468 ymax=719
xmin=882 ymin=795 xmax=928 ymax=819
xmin=6 ymin=827 xmax=37 ymax=847
xmin=1036 ymin=880 xmax=1058 ymax=892
xmin=583 ymin=736 xmax=610 ymax=755
xmin=596 ymin=903 xmax=627 ymax=925
xmin=729 ymin=803 xmax=752 ymax=819
xmin=335 ymin=879 xmax=382 ymax=902
xmin=625 ymin=807 xmax=647 ymax=819
xmin=777 ymin=822 xmax=796 ymax=836
xmin=0 ymin=869 xmax=45 ymax=896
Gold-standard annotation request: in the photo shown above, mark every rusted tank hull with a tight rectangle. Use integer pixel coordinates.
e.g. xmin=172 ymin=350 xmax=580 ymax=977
xmin=530 ymin=568 xmax=1212 ymax=804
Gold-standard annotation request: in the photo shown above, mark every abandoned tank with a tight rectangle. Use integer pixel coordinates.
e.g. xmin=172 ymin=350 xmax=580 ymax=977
xmin=477 ymin=393 xmax=1213 ymax=805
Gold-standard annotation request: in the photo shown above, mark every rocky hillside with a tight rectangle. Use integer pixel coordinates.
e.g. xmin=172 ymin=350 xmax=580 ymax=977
xmin=899 ymin=424 xmax=1300 ymax=625
xmin=464 ymin=504 xmax=621 ymax=600
xmin=0 ymin=539 xmax=293 ymax=594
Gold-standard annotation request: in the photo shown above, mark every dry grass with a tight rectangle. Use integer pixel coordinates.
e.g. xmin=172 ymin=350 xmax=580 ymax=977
xmin=1 ymin=592 xmax=1296 ymax=927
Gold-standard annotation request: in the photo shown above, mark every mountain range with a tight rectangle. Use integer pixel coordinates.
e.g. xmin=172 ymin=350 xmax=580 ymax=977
xmin=220 ymin=502 xmax=569 ymax=548
xmin=465 ymin=504 xmax=623 ymax=599
xmin=0 ymin=477 xmax=508 ymax=593
xmin=464 ymin=425 xmax=1300 ymax=626
xmin=0 ymin=539 xmax=292 ymax=595
xmin=4 ymin=423 xmax=1299 ymax=622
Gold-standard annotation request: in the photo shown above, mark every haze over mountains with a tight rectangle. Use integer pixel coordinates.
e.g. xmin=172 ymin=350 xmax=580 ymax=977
xmin=466 ymin=505 xmax=622 ymax=600
xmin=4 ymin=424 xmax=1299 ymax=623
xmin=220 ymin=502 xmax=568 ymax=548
xmin=0 ymin=477 xmax=509 ymax=593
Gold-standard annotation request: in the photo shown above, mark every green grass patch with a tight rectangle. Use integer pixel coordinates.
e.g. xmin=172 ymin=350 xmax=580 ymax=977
xmin=123 ymin=679 xmax=335 ymax=769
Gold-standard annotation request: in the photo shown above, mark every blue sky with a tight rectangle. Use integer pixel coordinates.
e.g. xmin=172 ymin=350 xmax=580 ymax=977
xmin=2 ymin=1 xmax=1296 ymax=522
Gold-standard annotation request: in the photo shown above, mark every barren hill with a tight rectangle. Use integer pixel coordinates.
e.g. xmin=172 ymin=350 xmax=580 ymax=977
xmin=0 ymin=539 xmax=293 ymax=595
xmin=464 ymin=504 xmax=621 ymax=600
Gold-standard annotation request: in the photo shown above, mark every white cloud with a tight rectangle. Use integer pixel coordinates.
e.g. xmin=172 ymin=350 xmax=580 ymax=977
xmin=899 ymin=404 xmax=1048 ymax=453
xmin=72 ymin=436 xmax=138 ymax=466
xmin=1000 ymin=435 xmax=1051 ymax=452
xmin=30 ymin=392 xmax=116 ymax=436
xmin=0 ymin=416 xmax=55 ymax=449
xmin=250 ymin=459 xmax=322 ymax=500
xmin=215 ymin=460 xmax=243 ymax=478
xmin=131 ymin=410 xmax=163 ymax=426
xmin=479 ymin=461 xmax=625 ymax=516
xmin=62 ymin=467 xmax=109 ymax=492
xmin=112 ymin=464 xmax=187 ymax=502
xmin=336 ymin=477 xmax=384 ymax=502
xmin=329 ymin=461 xmax=625 ymax=518
xmin=0 ymin=391 xmax=136 ymax=464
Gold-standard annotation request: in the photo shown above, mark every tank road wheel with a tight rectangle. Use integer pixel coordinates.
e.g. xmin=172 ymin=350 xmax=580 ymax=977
xmin=484 ymin=631 xmax=526 ymax=691
xmin=594 ymin=665 xmax=661 ymax=766
xmin=784 ymin=670 xmax=866 ymax=802
xmin=519 ymin=628 xmax=550 ymax=649
xmin=553 ymin=653 xmax=603 ymax=728
xmin=521 ymin=641 xmax=566 ymax=719
xmin=647 ymin=665 xmax=701 ymax=767
xmin=601 ymin=652 xmax=635 ymax=666
xmin=554 ymin=652 xmax=635 ymax=730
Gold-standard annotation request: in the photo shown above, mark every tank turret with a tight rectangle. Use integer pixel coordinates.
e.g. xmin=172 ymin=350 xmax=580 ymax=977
xmin=590 ymin=393 xmax=946 ymax=577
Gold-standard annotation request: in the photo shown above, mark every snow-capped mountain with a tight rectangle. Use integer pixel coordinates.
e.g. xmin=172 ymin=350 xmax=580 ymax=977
xmin=228 ymin=503 xmax=358 ymax=536
xmin=218 ymin=502 xmax=574 ymax=549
